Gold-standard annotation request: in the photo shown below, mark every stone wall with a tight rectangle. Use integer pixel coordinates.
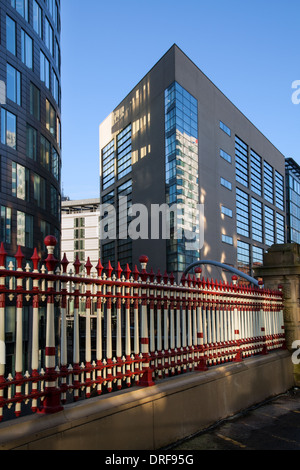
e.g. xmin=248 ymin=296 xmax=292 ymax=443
xmin=255 ymin=243 xmax=300 ymax=384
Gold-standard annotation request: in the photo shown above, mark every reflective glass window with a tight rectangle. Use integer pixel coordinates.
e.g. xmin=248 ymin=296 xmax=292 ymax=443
xmin=276 ymin=213 xmax=285 ymax=244
xmin=275 ymin=171 xmax=284 ymax=211
xmin=12 ymin=162 xmax=29 ymax=200
xmin=220 ymin=121 xmax=231 ymax=136
xmin=237 ymin=240 xmax=250 ymax=275
xmin=1 ymin=109 xmax=16 ymax=149
xmin=235 ymin=136 xmax=248 ymax=187
xmin=40 ymin=51 xmax=50 ymax=88
xmin=264 ymin=161 xmax=274 ymax=204
xmin=11 ymin=0 xmax=28 ymax=20
xmin=221 ymin=177 xmax=232 ymax=190
xmin=102 ymin=140 xmax=115 ymax=190
xmin=250 ymin=149 xmax=262 ymax=196
xmin=26 ymin=124 xmax=37 ymax=160
xmin=251 ymin=197 xmax=263 ymax=243
xmin=117 ymin=124 xmax=131 ymax=180
xmin=30 ymin=83 xmax=40 ymax=120
xmin=220 ymin=149 xmax=231 ymax=163
xmin=265 ymin=206 xmax=274 ymax=246
xmin=7 ymin=64 xmax=21 ymax=105
xmin=252 ymin=246 xmax=264 ymax=267
xmin=236 ymin=188 xmax=249 ymax=237
xmin=0 ymin=206 xmax=12 ymax=244
xmin=33 ymin=1 xmax=42 ymax=37
xmin=21 ymin=30 xmax=33 ymax=69
xmin=6 ymin=16 xmax=16 ymax=55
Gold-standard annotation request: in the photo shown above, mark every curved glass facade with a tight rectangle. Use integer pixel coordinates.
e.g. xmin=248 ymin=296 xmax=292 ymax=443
xmin=0 ymin=0 xmax=61 ymax=260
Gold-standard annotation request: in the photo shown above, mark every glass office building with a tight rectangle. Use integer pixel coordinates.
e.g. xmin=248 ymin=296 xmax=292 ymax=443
xmin=99 ymin=45 xmax=286 ymax=279
xmin=0 ymin=0 xmax=62 ymax=261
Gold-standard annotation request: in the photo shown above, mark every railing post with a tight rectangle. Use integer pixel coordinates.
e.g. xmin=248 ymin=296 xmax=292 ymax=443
xmin=139 ymin=255 xmax=154 ymax=387
xmin=0 ymin=243 xmax=6 ymax=422
xmin=38 ymin=236 xmax=63 ymax=414
xmin=232 ymin=276 xmax=242 ymax=363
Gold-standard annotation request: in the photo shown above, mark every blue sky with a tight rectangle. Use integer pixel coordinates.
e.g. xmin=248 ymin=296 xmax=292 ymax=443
xmin=60 ymin=0 xmax=299 ymax=201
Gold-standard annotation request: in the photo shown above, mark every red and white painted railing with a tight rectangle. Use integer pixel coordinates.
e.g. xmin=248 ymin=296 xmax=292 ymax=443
xmin=0 ymin=236 xmax=285 ymax=421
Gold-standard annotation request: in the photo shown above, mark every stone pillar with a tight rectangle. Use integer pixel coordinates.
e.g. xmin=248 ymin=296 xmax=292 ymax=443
xmin=255 ymin=243 xmax=300 ymax=385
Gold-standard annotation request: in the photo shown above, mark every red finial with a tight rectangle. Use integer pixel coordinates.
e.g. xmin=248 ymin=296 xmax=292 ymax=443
xmin=15 ymin=246 xmax=24 ymax=270
xmin=61 ymin=253 xmax=69 ymax=274
xmin=96 ymin=259 xmax=103 ymax=277
xmin=73 ymin=256 xmax=81 ymax=275
xmin=31 ymin=248 xmax=40 ymax=271
xmin=124 ymin=264 xmax=131 ymax=280
xmin=85 ymin=257 xmax=93 ymax=276
xmin=116 ymin=262 xmax=122 ymax=279
xmin=106 ymin=260 xmax=113 ymax=278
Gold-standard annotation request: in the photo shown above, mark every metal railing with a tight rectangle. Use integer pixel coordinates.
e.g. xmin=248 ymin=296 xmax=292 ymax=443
xmin=0 ymin=236 xmax=285 ymax=421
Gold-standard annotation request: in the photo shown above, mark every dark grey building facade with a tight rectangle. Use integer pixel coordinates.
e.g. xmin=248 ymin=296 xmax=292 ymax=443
xmin=0 ymin=0 xmax=61 ymax=262
xmin=99 ymin=45 xmax=286 ymax=279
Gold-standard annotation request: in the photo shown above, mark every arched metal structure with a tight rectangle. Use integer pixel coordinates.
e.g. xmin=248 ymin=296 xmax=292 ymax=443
xmin=183 ymin=260 xmax=261 ymax=287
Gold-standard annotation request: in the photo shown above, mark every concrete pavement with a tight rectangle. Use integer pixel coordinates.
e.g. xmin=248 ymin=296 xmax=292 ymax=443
xmin=169 ymin=387 xmax=300 ymax=450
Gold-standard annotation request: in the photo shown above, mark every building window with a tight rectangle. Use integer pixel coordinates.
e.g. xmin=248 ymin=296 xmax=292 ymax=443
xmin=101 ymin=241 xmax=115 ymax=269
xmin=251 ymin=197 xmax=263 ymax=243
xmin=46 ymin=99 xmax=56 ymax=137
xmin=46 ymin=0 xmax=55 ymax=18
xmin=50 ymin=185 xmax=59 ymax=218
xmin=220 ymin=149 xmax=231 ymax=163
xmin=56 ymin=117 xmax=61 ymax=148
xmin=17 ymin=211 xmax=33 ymax=248
xmin=33 ymin=173 xmax=46 ymax=209
xmin=276 ymin=213 xmax=285 ymax=244
xmin=250 ymin=149 xmax=262 ymax=196
xmin=220 ymin=177 xmax=232 ymax=190
xmin=220 ymin=121 xmax=231 ymax=136
xmin=221 ymin=206 xmax=232 ymax=217
xmin=237 ymin=240 xmax=250 ymax=275
xmin=30 ymin=83 xmax=40 ymax=120
xmin=264 ymin=161 xmax=274 ymax=204
xmin=40 ymin=135 xmax=51 ymax=169
xmin=275 ymin=171 xmax=284 ymax=211
xmin=12 ymin=162 xmax=29 ymax=201
xmin=6 ymin=16 xmax=16 ymax=55
xmin=45 ymin=18 xmax=53 ymax=55
xmin=102 ymin=140 xmax=115 ymax=190
xmin=1 ymin=109 xmax=17 ymax=149
xmin=10 ymin=0 xmax=28 ymax=20
xmin=265 ymin=206 xmax=275 ymax=246
xmin=222 ymin=234 xmax=233 ymax=245
xmin=117 ymin=124 xmax=132 ymax=180
xmin=252 ymin=246 xmax=264 ymax=268
xmin=52 ymin=147 xmax=59 ymax=180
xmin=0 ymin=206 xmax=12 ymax=244
xmin=55 ymin=39 xmax=60 ymax=72
xmin=7 ymin=64 xmax=21 ymax=106
xmin=235 ymin=136 xmax=248 ymax=187
xmin=52 ymin=70 xmax=59 ymax=105
xmin=21 ymin=30 xmax=33 ymax=69
xmin=26 ymin=124 xmax=37 ymax=160
xmin=40 ymin=51 xmax=50 ymax=88
xmin=236 ymin=188 xmax=249 ymax=237
xmin=33 ymin=1 xmax=42 ymax=37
